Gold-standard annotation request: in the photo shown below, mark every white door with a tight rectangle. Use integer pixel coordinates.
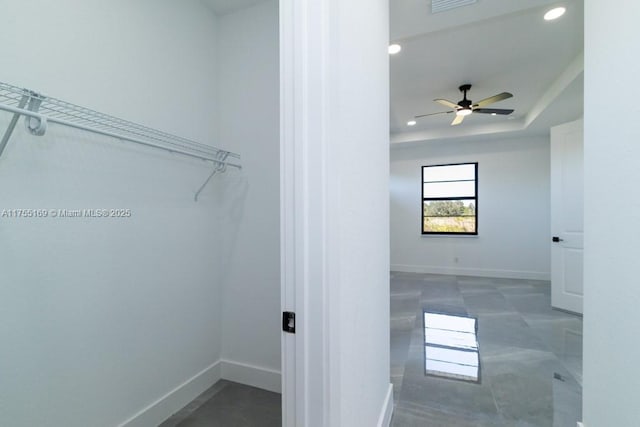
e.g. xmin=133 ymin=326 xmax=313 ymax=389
xmin=550 ymin=119 xmax=584 ymax=314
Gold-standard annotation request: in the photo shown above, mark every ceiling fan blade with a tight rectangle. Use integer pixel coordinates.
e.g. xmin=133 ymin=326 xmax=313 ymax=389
xmin=415 ymin=110 xmax=454 ymax=118
xmin=473 ymin=92 xmax=513 ymax=108
xmin=473 ymin=108 xmax=514 ymax=115
xmin=434 ymin=98 xmax=459 ymax=109
xmin=451 ymin=114 xmax=464 ymax=126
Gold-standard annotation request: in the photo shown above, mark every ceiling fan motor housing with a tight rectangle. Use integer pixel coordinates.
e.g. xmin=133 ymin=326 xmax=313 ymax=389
xmin=458 ymin=84 xmax=473 ymax=107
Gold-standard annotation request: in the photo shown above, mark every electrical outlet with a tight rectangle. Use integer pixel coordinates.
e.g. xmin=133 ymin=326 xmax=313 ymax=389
xmin=577 ymin=422 xmax=585 ymax=427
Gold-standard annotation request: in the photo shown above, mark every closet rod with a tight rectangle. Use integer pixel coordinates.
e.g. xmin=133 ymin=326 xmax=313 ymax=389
xmin=0 ymin=102 xmax=241 ymax=167
xmin=0 ymin=81 xmax=241 ymax=169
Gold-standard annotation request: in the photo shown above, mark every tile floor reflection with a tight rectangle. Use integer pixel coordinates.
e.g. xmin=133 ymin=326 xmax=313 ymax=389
xmin=391 ymin=272 xmax=582 ymax=427
xmin=424 ymin=312 xmax=480 ymax=382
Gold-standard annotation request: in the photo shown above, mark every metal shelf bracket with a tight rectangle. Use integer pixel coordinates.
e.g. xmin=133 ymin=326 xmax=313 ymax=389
xmin=0 ymin=92 xmax=28 ymax=157
xmin=24 ymin=92 xmax=47 ymax=136
xmin=194 ymin=151 xmax=230 ymax=201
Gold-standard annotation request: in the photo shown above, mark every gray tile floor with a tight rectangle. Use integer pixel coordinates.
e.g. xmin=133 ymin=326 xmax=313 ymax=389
xmin=391 ymin=272 xmax=582 ymax=427
xmin=160 ymin=272 xmax=581 ymax=427
xmin=159 ymin=380 xmax=281 ymax=427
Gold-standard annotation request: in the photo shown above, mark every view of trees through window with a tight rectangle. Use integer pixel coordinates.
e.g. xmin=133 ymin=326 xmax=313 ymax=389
xmin=422 ymin=163 xmax=477 ymax=234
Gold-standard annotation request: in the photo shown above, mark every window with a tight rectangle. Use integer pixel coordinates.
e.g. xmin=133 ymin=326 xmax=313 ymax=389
xmin=422 ymin=162 xmax=477 ymax=235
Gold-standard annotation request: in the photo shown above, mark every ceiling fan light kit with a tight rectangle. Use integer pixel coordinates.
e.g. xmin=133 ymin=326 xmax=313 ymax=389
xmin=415 ymin=84 xmax=514 ymax=126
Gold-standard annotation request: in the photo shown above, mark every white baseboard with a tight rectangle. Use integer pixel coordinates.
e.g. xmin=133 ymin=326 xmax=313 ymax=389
xmin=119 ymin=359 xmax=282 ymax=427
xmin=391 ymin=264 xmax=550 ymax=281
xmin=119 ymin=360 xmax=222 ymax=427
xmin=377 ymin=383 xmax=394 ymax=427
xmin=220 ymin=359 xmax=282 ymax=393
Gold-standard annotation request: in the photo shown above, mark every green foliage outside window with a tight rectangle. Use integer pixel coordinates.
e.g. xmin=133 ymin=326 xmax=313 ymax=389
xmin=423 ymin=201 xmax=475 ymax=217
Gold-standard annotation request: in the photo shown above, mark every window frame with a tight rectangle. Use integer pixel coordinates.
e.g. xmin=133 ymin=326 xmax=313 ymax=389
xmin=421 ymin=162 xmax=478 ymax=236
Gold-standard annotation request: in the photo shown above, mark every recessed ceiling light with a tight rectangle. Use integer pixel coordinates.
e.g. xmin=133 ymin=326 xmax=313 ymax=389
xmin=407 ymin=120 xmax=416 ymax=126
xmin=388 ymin=44 xmax=402 ymax=55
xmin=491 ymin=113 xmax=497 ymax=116
xmin=544 ymin=7 xmax=566 ymax=21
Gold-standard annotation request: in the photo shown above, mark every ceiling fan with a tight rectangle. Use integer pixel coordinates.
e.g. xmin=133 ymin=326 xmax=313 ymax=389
xmin=416 ymin=84 xmax=514 ymax=126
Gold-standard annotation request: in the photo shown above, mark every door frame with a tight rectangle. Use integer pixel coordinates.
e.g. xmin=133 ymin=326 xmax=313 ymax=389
xmin=280 ymin=0 xmax=332 ymax=425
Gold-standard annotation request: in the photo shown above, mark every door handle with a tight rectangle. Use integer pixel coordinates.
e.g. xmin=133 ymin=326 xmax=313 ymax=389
xmin=552 ymin=236 xmax=564 ymax=242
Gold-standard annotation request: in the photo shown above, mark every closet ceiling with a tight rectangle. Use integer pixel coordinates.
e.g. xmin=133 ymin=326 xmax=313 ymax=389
xmin=390 ymin=0 xmax=584 ymax=145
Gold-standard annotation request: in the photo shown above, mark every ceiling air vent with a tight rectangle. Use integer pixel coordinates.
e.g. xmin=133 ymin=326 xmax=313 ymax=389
xmin=431 ymin=0 xmax=477 ymax=14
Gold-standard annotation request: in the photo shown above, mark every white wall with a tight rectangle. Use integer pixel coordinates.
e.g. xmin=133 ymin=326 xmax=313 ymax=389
xmin=390 ymin=136 xmax=551 ymax=280
xmin=329 ymin=1 xmax=391 ymax=421
xmin=0 ymin=2 xmax=230 ymax=426
xmin=216 ymin=0 xmax=281 ymax=392
xmin=583 ymin=1 xmax=640 ymax=425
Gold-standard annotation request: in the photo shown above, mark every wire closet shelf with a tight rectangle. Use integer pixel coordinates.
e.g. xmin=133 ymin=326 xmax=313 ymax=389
xmin=0 ymin=81 xmax=241 ymax=200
